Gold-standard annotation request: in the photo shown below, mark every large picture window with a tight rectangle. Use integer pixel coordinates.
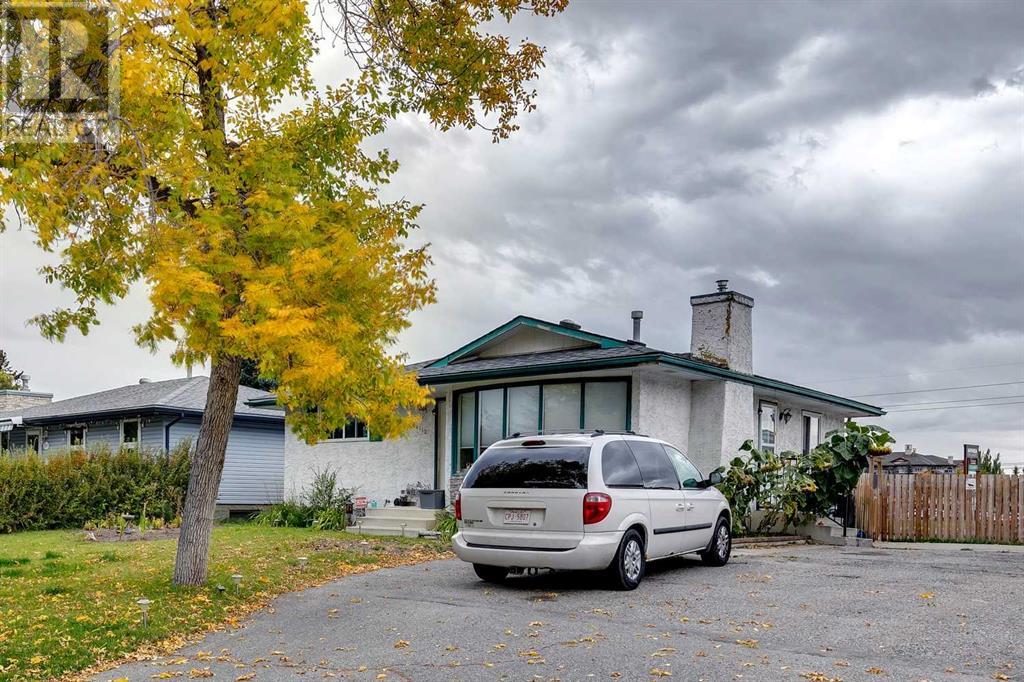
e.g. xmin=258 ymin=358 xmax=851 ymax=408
xmin=453 ymin=379 xmax=630 ymax=473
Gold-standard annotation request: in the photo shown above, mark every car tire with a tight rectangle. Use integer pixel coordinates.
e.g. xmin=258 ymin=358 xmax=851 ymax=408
xmin=607 ymin=529 xmax=645 ymax=590
xmin=700 ymin=516 xmax=732 ymax=567
xmin=472 ymin=563 xmax=509 ymax=583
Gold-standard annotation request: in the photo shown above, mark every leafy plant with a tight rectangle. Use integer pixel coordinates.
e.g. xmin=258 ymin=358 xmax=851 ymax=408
xmin=978 ymin=449 xmax=1003 ymax=474
xmin=312 ymin=507 xmax=350 ymax=531
xmin=804 ymin=423 xmax=894 ymax=521
xmin=716 ymin=441 xmax=817 ymax=535
xmin=435 ymin=510 xmax=458 ymax=542
xmin=252 ymin=502 xmax=314 ymax=528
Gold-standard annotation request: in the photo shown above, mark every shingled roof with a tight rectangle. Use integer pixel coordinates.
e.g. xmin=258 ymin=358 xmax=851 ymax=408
xmin=0 ymin=377 xmax=283 ymax=423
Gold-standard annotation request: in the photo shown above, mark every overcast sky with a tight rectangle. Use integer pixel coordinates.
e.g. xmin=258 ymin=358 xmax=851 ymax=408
xmin=2 ymin=0 xmax=1022 ymax=463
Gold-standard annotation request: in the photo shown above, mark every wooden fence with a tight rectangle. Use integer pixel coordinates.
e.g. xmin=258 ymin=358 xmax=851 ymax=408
xmin=855 ymin=472 xmax=1023 ymax=543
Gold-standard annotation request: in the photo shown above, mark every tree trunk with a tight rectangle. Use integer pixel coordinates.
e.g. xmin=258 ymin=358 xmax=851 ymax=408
xmin=173 ymin=355 xmax=243 ymax=586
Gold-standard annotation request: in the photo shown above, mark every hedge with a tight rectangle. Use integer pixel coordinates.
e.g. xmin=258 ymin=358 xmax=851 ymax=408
xmin=0 ymin=443 xmax=191 ymax=533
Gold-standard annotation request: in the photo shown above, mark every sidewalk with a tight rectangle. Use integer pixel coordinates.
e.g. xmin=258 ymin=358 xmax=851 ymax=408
xmin=874 ymin=540 xmax=1024 ymax=553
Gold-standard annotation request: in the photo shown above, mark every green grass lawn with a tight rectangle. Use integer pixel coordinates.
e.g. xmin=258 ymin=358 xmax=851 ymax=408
xmin=0 ymin=525 xmax=449 ymax=681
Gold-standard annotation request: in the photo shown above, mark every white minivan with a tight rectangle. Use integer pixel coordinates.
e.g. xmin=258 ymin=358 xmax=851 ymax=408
xmin=452 ymin=432 xmax=732 ymax=590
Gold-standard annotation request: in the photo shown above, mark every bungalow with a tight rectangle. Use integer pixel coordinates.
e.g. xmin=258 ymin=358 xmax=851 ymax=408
xmin=880 ymin=444 xmax=959 ymax=474
xmin=0 ymin=376 xmax=285 ymax=511
xmin=266 ymin=280 xmax=884 ymax=512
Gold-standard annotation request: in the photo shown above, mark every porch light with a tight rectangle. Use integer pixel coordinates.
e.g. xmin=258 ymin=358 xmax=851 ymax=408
xmin=136 ymin=598 xmax=152 ymax=627
xmin=231 ymin=574 xmax=243 ymax=592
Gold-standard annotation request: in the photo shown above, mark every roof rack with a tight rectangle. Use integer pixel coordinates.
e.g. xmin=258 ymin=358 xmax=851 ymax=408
xmin=508 ymin=429 xmax=640 ymax=439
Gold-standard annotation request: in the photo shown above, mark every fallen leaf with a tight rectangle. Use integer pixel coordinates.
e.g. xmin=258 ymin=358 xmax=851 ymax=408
xmin=649 ymin=668 xmax=673 ymax=678
xmin=393 ymin=640 xmax=409 ymax=649
xmin=736 ymin=639 xmax=759 ymax=649
xmin=235 ymin=674 xmax=256 ymax=681
xmin=866 ymin=667 xmax=885 ymax=675
xmin=188 ymin=670 xmax=213 ymax=679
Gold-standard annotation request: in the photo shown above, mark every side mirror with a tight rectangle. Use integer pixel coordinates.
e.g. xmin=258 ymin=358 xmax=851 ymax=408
xmin=707 ymin=470 xmax=723 ymax=486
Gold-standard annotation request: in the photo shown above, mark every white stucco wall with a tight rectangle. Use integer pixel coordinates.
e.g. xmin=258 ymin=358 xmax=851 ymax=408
xmin=631 ymin=368 xmax=691 ymax=454
xmin=753 ymin=397 xmax=846 ymax=454
xmin=688 ymin=379 xmax=755 ymax=476
xmin=284 ymin=407 xmax=435 ymax=506
xmin=689 ymin=293 xmax=753 ymax=373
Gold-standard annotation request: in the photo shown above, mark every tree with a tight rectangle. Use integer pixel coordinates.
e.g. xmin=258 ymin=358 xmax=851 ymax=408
xmin=978 ymin=449 xmax=1003 ymax=475
xmin=238 ymin=357 xmax=277 ymax=393
xmin=1013 ymin=465 xmax=1020 ymax=477
xmin=1 ymin=0 xmax=566 ymax=585
xmin=0 ymin=350 xmax=27 ymax=390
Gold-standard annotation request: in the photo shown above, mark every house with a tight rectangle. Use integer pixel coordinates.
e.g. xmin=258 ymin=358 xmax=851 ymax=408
xmin=0 ymin=376 xmax=285 ymax=511
xmin=265 ymin=280 xmax=884 ymax=509
xmin=879 ymin=444 xmax=959 ymax=474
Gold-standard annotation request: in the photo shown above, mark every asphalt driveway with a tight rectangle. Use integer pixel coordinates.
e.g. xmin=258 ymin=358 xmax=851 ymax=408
xmin=97 ymin=543 xmax=1023 ymax=681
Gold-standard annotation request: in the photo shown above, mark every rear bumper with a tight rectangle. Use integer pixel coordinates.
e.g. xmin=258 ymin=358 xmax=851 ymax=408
xmin=452 ymin=530 xmax=623 ymax=571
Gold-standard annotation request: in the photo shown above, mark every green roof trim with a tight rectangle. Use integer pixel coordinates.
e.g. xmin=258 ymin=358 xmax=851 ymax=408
xmin=425 ymin=315 xmax=627 ymax=369
xmin=417 ymin=352 xmax=884 ymax=416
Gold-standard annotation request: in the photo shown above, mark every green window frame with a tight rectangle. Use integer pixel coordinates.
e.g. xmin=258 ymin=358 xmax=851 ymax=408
xmin=451 ymin=377 xmax=632 ymax=474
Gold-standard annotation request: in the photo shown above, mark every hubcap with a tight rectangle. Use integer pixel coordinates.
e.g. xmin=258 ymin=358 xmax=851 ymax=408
xmin=716 ymin=525 xmax=730 ymax=559
xmin=623 ymin=539 xmax=642 ymax=581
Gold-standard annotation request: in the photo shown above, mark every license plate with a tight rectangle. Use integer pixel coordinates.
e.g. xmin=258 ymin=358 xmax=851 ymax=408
xmin=503 ymin=509 xmax=530 ymax=525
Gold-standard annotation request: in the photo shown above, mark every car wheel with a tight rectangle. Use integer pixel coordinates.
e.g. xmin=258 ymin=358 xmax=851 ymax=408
xmin=701 ymin=516 xmax=732 ymax=567
xmin=607 ymin=529 xmax=645 ymax=590
xmin=472 ymin=563 xmax=509 ymax=583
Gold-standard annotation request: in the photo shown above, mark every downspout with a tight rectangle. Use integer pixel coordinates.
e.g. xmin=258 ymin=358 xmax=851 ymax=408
xmin=164 ymin=413 xmax=184 ymax=452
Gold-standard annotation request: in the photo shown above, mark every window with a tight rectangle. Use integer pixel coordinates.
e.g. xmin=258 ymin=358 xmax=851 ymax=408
xmin=478 ymin=389 xmax=504 ymax=451
xmin=0 ymin=429 xmax=10 ymax=452
xmin=453 ymin=379 xmax=630 ymax=473
xmin=802 ymin=412 xmax=821 ymax=454
xmin=758 ymin=402 xmax=777 ymax=453
xmin=121 ymin=419 xmax=140 ymax=449
xmin=328 ymin=418 xmax=368 ymax=440
xmin=67 ymin=426 xmax=86 ymax=448
xmin=584 ymin=381 xmax=628 ymax=431
xmin=462 ymin=446 xmax=590 ymax=489
xmin=626 ymin=440 xmax=679 ymax=490
xmin=506 ymin=385 xmax=539 ymax=435
xmin=457 ymin=392 xmax=476 ymax=471
xmin=601 ymin=440 xmax=644 ymax=488
xmin=26 ymin=430 xmax=41 ymax=454
xmin=663 ymin=445 xmax=704 ymax=488
xmin=542 ymin=383 xmax=581 ymax=431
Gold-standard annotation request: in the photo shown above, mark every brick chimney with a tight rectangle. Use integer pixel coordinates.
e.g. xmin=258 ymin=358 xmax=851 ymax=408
xmin=690 ymin=279 xmax=754 ymax=373
xmin=0 ymin=376 xmax=53 ymax=411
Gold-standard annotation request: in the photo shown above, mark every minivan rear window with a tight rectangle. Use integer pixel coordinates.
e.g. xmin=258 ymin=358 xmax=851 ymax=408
xmin=462 ymin=446 xmax=590 ymax=489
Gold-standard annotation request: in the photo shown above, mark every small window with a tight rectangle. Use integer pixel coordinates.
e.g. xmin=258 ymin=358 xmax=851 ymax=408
xmin=67 ymin=426 xmax=86 ymax=448
xmin=803 ymin=413 xmax=820 ymax=454
xmin=626 ymin=440 xmax=679 ymax=490
xmin=0 ymin=430 xmax=10 ymax=452
xmin=26 ymin=430 xmax=41 ymax=454
xmin=663 ymin=445 xmax=704 ymax=488
xmin=457 ymin=392 xmax=476 ymax=470
xmin=758 ymin=402 xmax=777 ymax=454
xmin=601 ymin=440 xmax=644 ymax=488
xmin=462 ymin=446 xmax=590 ymax=489
xmin=121 ymin=419 xmax=140 ymax=449
xmin=329 ymin=418 xmax=368 ymax=440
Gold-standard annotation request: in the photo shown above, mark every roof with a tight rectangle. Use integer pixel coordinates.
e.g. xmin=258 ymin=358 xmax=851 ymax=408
xmin=248 ymin=316 xmax=886 ymax=417
xmin=0 ymin=377 xmax=283 ymax=424
xmin=880 ymin=452 xmax=956 ymax=467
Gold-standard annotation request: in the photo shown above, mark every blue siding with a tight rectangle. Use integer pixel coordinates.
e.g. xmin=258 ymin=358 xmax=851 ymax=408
xmin=4 ymin=414 xmax=283 ymax=505
xmin=168 ymin=418 xmax=284 ymax=505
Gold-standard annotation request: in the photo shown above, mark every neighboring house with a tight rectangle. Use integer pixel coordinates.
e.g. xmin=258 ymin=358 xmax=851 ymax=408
xmin=879 ymin=444 xmax=959 ymax=474
xmin=265 ymin=280 xmax=884 ymax=508
xmin=0 ymin=377 xmax=285 ymax=510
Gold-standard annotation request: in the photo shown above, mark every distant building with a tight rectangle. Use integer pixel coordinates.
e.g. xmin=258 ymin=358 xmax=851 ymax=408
xmin=879 ymin=444 xmax=959 ymax=474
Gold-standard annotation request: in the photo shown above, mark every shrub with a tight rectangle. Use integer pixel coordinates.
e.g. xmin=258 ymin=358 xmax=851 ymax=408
xmin=434 ymin=509 xmax=457 ymax=542
xmin=254 ymin=467 xmax=355 ymax=529
xmin=0 ymin=443 xmax=190 ymax=533
xmin=252 ymin=501 xmax=314 ymax=528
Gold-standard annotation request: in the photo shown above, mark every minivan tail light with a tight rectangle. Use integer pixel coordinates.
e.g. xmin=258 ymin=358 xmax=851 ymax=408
xmin=583 ymin=492 xmax=612 ymax=525
xmin=454 ymin=491 xmax=462 ymax=521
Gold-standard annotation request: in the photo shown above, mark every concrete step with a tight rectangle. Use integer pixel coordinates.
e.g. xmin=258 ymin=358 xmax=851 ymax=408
xmin=364 ymin=507 xmax=438 ymax=521
xmin=350 ymin=515 xmax=436 ymax=531
xmin=345 ymin=525 xmax=432 ymax=538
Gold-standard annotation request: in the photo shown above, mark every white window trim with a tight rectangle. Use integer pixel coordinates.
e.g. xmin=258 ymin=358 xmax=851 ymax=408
xmin=757 ymin=401 xmax=777 ymax=452
xmin=25 ymin=428 xmax=42 ymax=454
xmin=121 ymin=418 xmax=141 ymax=449
xmin=67 ymin=424 xmax=87 ymax=449
xmin=802 ymin=411 xmax=822 ymax=453
xmin=324 ymin=418 xmax=370 ymax=442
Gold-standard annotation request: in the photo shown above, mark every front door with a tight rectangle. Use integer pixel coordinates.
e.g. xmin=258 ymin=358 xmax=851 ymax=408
xmin=434 ymin=398 xmax=447 ymax=492
xmin=625 ymin=440 xmax=685 ymax=559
